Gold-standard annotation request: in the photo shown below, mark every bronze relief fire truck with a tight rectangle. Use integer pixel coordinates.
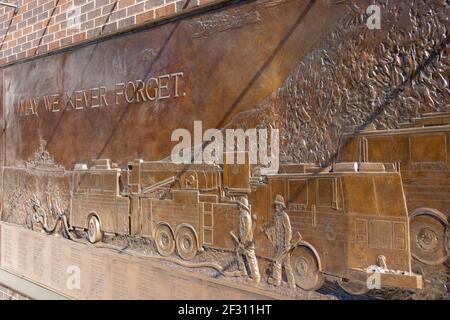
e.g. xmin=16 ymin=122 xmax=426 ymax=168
xmin=68 ymin=155 xmax=422 ymax=294
xmin=338 ymin=113 xmax=450 ymax=267
xmin=70 ymin=158 xmax=243 ymax=260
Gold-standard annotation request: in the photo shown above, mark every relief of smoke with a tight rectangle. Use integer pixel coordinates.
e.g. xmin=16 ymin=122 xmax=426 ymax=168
xmin=229 ymin=0 xmax=449 ymax=166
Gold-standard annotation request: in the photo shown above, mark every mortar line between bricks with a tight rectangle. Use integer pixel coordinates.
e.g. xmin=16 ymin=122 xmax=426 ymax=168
xmin=0 ymin=6 xmax=18 ymax=53
xmin=34 ymin=0 xmax=61 ymax=56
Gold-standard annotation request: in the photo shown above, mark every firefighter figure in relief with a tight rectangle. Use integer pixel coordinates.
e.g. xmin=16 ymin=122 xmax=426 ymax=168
xmin=234 ymin=196 xmax=261 ymax=284
xmin=263 ymin=194 xmax=297 ymax=288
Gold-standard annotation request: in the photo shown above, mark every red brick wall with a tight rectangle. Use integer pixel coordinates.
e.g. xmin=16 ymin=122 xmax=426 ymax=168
xmin=0 ymin=0 xmax=217 ymax=66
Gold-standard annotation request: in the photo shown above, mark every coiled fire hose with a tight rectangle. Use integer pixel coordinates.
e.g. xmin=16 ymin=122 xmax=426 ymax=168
xmin=38 ymin=212 xmax=238 ymax=277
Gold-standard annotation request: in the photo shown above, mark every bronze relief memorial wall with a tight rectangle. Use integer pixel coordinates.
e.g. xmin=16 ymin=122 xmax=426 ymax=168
xmin=0 ymin=0 xmax=448 ymax=300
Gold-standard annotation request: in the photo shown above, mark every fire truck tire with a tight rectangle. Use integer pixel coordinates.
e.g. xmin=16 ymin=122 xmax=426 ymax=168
xmin=337 ymin=279 xmax=370 ymax=296
xmin=87 ymin=215 xmax=102 ymax=244
xmin=291 ymin=246 xmax=324 ymax=291
xmin=176 ymin=227 xmax=198 ymax=260
xmin=410 ymin=213 xmax=448 ymax=265
xmin=155 ymin=224 xmax=175 ymax=257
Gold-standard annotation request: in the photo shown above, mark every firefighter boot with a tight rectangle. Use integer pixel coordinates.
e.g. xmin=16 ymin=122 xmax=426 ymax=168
xmin=269 ymin=262 xmax=282 ymax=287
xmin=246 ymin=250 xmax=261 ymax=284
xmin=284 ymin=257 xmax=296 ymax=289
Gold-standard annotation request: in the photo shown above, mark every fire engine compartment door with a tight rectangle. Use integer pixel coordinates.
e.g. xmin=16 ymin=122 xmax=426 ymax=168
xmin=130 ymin=196 xmax=140 ymax=236
xmin=410 ymin=133 xmax=447 ymax=170
xmin=223 ymin=152 xmax=250 ymax=193
xmin=211 ymin=202 xmax=240 ymax=251
xmin=129 ymin=160 xmax=141 ymax=193
xmin=338 ymin=136 xmax=361 ymax=162
xmin=343 ymin=175 xmax=410 ymax=271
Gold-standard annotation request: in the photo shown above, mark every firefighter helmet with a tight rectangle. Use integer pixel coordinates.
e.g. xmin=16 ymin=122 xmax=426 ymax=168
xmin=273 ymin=194 xmax=286 ymax=209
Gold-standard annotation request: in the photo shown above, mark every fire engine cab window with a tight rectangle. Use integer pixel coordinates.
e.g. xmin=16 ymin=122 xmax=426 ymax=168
xmin=410 ymin=134 xmax=446 ymax=162
xmin=339 ymin=137 xmax=359 ymax=162
xmin=78 ymin=173 xmax=89 ymax=191
xmin=342 ymin=176 xmax=377 ymax=215
xmin=317 ymin=179 xmax=333 ymax=207
xmin=103 ymin=174 xmax=116 ymax=193
xmin=367 ymin=137 xmax=391 ymax=162
xmin=374 ymin=176 xmax=404 ymax=217
xmin=90 ymin=174 xmax=102 ymax=191
xmin=288 ymin=179 xmax=308 ymax=206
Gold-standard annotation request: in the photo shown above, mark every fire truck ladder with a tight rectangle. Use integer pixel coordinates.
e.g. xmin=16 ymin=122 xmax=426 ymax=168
xmin=141 ymin=176 xmax=177 ymax=194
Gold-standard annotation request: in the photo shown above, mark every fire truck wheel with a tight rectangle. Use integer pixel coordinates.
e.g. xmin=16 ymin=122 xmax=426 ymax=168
xmin=291 ymin=246 xmax=324 ymax=291
xmin=176 ymin=227 xmax=198 ymax=260
xmin=410 ymin=214 xmax=448 ymax=265
xmin=87 ymin=215 xmax=102 ymax=244
xmin=155 ymin=224 xmax=175 ymax=257
xmin=337 ymin=279 xmax=370 ymax=296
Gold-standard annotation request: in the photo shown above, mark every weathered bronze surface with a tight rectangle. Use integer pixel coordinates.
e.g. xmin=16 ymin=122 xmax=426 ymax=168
xmin=0 ymin=0 xmax=449 ymax=300
xmin=1 ymin=222 xmax=333 ymax=299
xmin=4 ymin=0 xmax=341 ymax=169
